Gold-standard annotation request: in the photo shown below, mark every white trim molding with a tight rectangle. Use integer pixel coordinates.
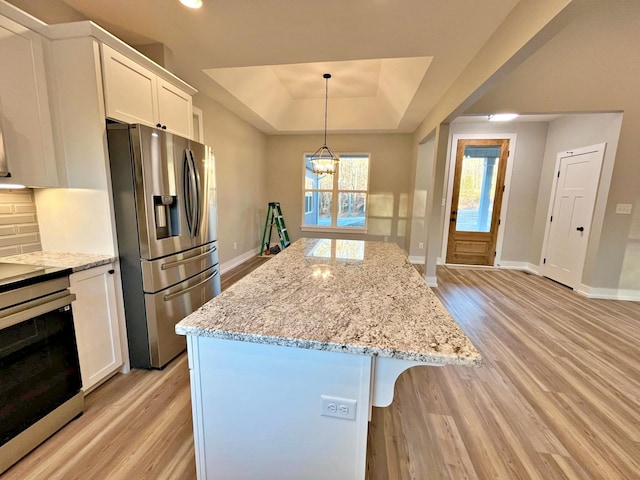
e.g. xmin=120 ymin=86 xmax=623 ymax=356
xmin=496 ymin=261 xmax=541 ymax=275
xmin=408 ymin=255 xmax=426 ymax=264
xmin=219 ymin=247 xmax=261 ymax=274
xmin=576 ymin=285 xmax=640 ymax=301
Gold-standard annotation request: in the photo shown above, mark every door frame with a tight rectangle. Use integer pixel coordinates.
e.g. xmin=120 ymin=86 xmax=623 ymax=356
xmin=539 ymin=142 xmax=606 ymax=288
xmin=441 ymin=133 xmax=517 ymax=266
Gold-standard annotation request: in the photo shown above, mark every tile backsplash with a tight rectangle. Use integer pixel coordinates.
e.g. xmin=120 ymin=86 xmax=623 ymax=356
xmin=0 ymin=189 xmax=42 ymax=258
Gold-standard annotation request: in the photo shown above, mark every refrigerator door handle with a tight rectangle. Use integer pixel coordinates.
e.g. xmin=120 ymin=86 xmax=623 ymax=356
xmin=163 ymin=268 xmax=219 ymax=302
xmin=160 ymin=245 xmax=217 ymax=270
xmin=182 ymin=149 xmax=192 ymax=236
xmin=190 ymin=149 xmax=202 ymax=237
xmin=183 ymin=149 xmax=198 ymax=237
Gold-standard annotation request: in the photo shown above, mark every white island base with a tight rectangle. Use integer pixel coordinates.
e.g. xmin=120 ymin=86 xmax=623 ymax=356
xmin=187 ymin=336 xmax=439 ymax=480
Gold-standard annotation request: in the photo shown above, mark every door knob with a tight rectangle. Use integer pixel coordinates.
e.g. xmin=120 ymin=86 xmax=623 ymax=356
xmin=576 ymin=226 xmax=584 ymax=232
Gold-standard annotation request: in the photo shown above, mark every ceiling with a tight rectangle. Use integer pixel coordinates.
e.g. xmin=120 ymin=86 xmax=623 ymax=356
xmin=9 ymin=0 xmax=523 ymax=134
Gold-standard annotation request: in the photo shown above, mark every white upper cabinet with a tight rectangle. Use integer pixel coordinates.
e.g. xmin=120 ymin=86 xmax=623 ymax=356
xmin=156 ymin=77 xmax=193 ymax=139
xmin=0 ymin=15 xmax=59 ymax=187
xmin=102 ymin=43 xmax=193 ymax=139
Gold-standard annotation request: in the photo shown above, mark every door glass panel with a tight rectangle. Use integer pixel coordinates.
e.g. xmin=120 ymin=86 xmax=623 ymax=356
xmin=456 ymin=146 xmax=500 ymax=232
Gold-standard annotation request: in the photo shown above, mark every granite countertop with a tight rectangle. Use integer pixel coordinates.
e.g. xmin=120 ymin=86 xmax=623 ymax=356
xmin=1 ymin=251 xmax=116 ymax=272
xmin=176 ymin=238 xmax=481 ymax=367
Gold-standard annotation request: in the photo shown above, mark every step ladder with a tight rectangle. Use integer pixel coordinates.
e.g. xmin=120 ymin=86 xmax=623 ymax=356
xmin=260 ymin=202 xmax=290 ymax=255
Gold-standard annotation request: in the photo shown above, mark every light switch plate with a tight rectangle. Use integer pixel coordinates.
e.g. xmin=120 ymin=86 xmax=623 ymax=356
xmin=615 ymin=203 xmax=632 ymax=215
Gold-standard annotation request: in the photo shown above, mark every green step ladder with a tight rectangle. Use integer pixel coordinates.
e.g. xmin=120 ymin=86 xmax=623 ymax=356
xmin=260 ymin=202 xmax=290 ymax=255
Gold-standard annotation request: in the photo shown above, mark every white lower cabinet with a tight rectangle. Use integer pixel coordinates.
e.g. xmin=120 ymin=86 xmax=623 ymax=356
xmin=70 ymin=263 xmax=123 ymax=393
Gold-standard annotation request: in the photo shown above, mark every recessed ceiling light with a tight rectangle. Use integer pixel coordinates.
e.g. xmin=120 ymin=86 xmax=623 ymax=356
xmin=488 ymin=113 xmax=519 ymax=122
xmin=179 ymin=0 xmax=202 ymax=8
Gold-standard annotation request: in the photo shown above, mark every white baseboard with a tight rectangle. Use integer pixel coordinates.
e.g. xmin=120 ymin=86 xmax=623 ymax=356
xmin=407 ymin=256 xmax=435 ymax=285
xmin=219 ymin=247 xmax=261 ymax=274
xmin=496 ymin=261 xmax=540 ymax=275
xmin=576 ymin=284 xmax=640 ymax=301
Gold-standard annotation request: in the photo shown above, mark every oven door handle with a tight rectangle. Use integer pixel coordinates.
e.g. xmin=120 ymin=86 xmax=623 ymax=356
xmin=0 ymin=292 xmax=76 ymax=332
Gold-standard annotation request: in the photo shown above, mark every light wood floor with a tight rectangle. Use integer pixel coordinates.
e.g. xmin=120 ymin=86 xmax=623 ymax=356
xmin=4 ymin=262 xmax=639 ymax=479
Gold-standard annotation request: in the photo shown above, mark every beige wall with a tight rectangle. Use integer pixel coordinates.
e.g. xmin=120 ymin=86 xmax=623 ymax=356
xmin=265 ymin=134 xmax=413 ymax=248
xmin=467 ymin=0 xmax=639 ymax=290
xmin=407 ymin=139 xmax=435 ymax=259
xmin=193 ymin=93 xmax=267 ymax=267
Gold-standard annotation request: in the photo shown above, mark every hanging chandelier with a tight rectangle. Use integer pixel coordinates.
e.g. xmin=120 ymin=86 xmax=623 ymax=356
xmin=309 ymin=73 xmax=338 ymax=175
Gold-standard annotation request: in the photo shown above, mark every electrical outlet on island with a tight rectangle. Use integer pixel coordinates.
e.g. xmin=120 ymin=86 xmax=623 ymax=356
xmin=320 ymin=395 xmax=357 ymax=421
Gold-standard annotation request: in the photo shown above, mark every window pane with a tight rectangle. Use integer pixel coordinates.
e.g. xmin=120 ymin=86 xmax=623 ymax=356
xmin=303 ymin=192 xmax=332 ymax=226
xmin=317 ymin=174 xmax=333 ymax=190
xmin=337 ymin=192 xmax=366 ymax=227
xmin=305 ymin=156 xmax=335 ymax=190
xmin=338 ymin=155 xmax=369 ymax=190
xmin=455 ymin=153 xmax=499 ymax=233
xmin=304 ymin=193 xmax=313 ymax=214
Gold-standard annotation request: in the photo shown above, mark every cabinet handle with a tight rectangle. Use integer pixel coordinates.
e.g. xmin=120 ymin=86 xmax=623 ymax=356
xmin=108 ymin=269 xmax=115 ymax=274
xmin=156 ymin=123 xmax=162 ymax=128
xmin=162 ymin=125 xmax=167 ymax=130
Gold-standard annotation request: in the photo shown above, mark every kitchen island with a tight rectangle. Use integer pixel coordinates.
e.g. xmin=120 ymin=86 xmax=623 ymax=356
xmin=176 ymin=238 xmax=481 ymax=480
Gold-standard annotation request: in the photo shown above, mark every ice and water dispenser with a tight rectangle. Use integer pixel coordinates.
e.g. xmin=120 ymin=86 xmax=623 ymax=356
xmin=153 ymin=194 xmax=179 ymax=239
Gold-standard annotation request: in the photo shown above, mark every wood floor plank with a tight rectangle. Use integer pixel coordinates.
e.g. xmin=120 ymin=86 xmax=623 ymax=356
xmin=3 ymin=262 xmax=639 ymax=479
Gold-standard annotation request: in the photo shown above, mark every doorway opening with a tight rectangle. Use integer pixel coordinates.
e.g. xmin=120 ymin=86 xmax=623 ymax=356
xmin=445 ymin=138 xmax=510 ymax=265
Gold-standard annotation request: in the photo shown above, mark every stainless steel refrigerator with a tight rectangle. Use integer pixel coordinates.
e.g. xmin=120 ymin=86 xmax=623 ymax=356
xmin=107 ymin=123 xmax=221 ymax=368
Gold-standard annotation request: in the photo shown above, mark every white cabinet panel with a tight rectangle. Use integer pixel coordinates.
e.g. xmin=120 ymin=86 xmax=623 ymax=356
xmin=102 ymin=43 xmax=193 ymax=138
xmin=0 ymin=15 xmax=58 ymax=187
xmin=101 ymin=43 xmax=158 ymax=127
xmin=70 ymin=263 xmax=123 ymax=393
xmin=157 ymin=76 xmax=193 ymax=138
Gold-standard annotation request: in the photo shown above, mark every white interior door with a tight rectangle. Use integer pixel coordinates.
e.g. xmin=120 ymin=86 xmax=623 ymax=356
xmin=543 ymin=144 xmax=605 ymax=288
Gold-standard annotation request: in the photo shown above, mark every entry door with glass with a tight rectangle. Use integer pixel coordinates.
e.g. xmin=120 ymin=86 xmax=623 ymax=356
xmin=446 ymin=138 xmax=509 ymax=265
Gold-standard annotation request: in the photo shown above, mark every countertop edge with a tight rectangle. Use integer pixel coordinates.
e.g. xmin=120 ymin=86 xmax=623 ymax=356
xmin=176 ymin=326 xmax=482 ymax=368
xmin=0 ymin=252 xmax=117 ymax=272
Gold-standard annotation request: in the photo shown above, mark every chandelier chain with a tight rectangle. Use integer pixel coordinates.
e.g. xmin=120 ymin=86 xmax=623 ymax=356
xmin=324 ymin=75 xmax=329 ymax=146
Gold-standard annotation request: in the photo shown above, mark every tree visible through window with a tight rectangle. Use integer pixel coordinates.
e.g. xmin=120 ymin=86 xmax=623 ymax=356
xmin=303 ymin=154 xmax=369 ymax=229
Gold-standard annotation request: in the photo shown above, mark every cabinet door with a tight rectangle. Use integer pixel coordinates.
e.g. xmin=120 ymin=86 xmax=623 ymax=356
xmin=157 ymin=76 xmax=193 ymax=138
xmin=70 ymin=263 xmax=123 ymax=393
xmin=101 ymin=43 xmax=158 ymax=127
xmin=0 ymin=16 xmax=58 ymax=187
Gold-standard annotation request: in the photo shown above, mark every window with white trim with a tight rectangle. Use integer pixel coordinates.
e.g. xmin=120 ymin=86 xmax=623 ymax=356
xmin=302 ymin=154 xmax=369 ymax=230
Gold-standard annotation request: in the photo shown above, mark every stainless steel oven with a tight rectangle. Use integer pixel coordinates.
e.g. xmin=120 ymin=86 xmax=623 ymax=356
xmin=0 ymin=273 xmax=83 ymax=475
